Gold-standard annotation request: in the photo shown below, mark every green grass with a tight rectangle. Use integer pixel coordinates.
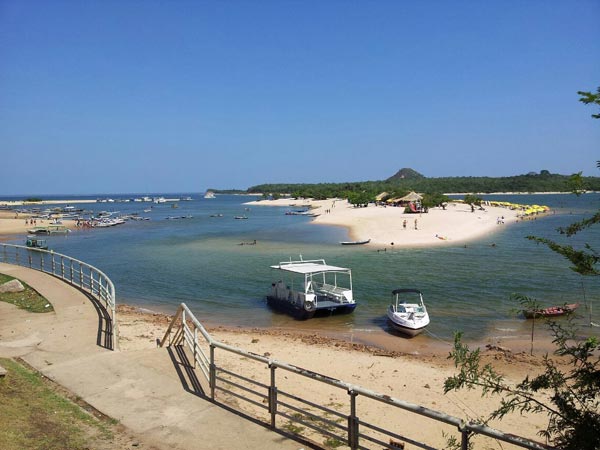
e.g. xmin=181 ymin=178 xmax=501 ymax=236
xmin=0 ymin=273 xmax=54 ymax=313
xmin=0 ymin=358 xmax=114 ymax=450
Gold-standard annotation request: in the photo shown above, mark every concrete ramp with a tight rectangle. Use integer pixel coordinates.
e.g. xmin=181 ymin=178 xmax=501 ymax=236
xmin=0 ymin=264 xmax=302 ymax=450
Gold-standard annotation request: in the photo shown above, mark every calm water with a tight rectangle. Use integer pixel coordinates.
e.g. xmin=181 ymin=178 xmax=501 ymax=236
xmin=5 ymin=193 xmax=600 ymax=344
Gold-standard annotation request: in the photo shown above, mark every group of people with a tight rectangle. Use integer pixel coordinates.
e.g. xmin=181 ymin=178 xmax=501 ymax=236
xmin=24 ymin=218 xmax=38 ymax=226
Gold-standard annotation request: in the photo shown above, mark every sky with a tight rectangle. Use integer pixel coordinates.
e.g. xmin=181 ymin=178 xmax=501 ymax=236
xmin=1 ymin=1 xmax=599 ymax=195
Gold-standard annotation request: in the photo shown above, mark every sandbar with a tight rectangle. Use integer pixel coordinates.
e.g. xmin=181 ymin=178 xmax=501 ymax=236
xmin=246 ymin=198 xmax=528 ymax=247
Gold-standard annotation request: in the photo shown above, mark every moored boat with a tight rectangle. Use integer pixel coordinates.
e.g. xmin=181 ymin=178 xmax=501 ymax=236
xmin=267 ymin=257 xmax=357 ymax=319
xmin=523 ymin=303 xmax=579 ymax=319
xmin=340 ymin=239 xmax=371 ymax=245
xmin=387 ymin=289 xmax=430 ymax=337
xmin=25 ymin=235 xmax=48 ymax=250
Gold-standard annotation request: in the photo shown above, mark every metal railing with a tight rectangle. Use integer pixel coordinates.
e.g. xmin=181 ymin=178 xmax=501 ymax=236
xmin=0 ymin=243 xmax=117 ymax=350
xmin=160 ymin=303 xmax=554 ymax=450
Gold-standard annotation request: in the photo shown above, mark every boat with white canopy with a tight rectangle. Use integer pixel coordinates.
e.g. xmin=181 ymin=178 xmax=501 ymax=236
xmin=267 ymin=257 xmax=357 ymax=319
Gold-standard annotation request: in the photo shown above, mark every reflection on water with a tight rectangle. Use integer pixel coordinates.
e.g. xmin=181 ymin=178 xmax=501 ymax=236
xmin=5 ymin=192 xmax=600 ymax=344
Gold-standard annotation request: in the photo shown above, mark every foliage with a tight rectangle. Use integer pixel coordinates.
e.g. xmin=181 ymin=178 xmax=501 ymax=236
xmin=421 ymin=192 xmax=450 ymax=209
xmin=23 ymin=197 xmax=43 ymax=202
xmin=247 ymin=171 xmax=600 ymax=197
xmin=445 ymin=328 xmax=600 ymax=449
xmin=577 ymin=86 xmax=600 ymax=119
xmin=463 ymin=194 xmax=482 ymax=206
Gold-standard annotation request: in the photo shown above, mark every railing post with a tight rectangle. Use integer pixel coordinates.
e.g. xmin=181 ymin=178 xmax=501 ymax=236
xmin=90 ymin=268 xmax=94 ymax=294
xmin=70 ymin=261 xmax=74 ymax=283
xmin=79 ymin=266 xmax=83 ymax=288
xmin=269 ymin=364 xmax=278 ymax=428
xmin=28 ymin=253 xmax=32 ymax=268
xmin=193 ymin=326 xmax=198 ymax=368
xmin=51 ymin=253 xmax=56 ymax=274
xmin=348 ymin=390 xmax=359 ymax=450
xmin=60 ymin=256 xmax=64 ymax=279
xmin=40 ymin=253 xmax=43 ymax=272
xmin=210 ymin=344 xmax=216 ymax=400
xmin=460 ymin=422 xmax=469 ymax=450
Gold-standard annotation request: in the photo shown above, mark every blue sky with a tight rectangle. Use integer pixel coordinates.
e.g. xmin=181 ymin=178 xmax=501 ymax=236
xmin=1 ymin=1 xmax=599 ymax=195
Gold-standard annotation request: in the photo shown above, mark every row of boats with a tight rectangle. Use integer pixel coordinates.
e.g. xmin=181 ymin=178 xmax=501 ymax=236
xmin=267 ymin=257 xmax=581 ymax=338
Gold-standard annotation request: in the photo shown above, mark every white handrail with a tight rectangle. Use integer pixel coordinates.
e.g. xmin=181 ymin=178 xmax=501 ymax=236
xmin=1 ymin=243 xmax=118 ymax=350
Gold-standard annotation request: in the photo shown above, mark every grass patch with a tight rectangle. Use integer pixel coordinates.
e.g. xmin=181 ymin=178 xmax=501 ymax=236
xmin=0 ymin=273 xmax=53 ymax=312
xmin=0 ymin=357 xmax=114 ymax=450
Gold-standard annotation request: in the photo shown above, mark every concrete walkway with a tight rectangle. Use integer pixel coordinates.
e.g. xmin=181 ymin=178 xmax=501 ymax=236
xmin=0 ymin=263 xmax=304 ymax=450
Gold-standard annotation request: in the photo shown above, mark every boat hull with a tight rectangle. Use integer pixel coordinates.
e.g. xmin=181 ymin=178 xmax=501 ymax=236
xmin=266 ymin=296 xmax=357 ymax=320
xmin=387 ymin=318 xmax=427 ymax=337
xmin=523 ymin=303 xmax=579 ymax=319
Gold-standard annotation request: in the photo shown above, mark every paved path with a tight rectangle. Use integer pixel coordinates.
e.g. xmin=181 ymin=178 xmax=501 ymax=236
xmin=0 ymin=263 xmax=304 ymax=450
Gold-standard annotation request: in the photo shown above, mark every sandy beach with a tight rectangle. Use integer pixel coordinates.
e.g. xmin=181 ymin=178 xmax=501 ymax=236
xmin=0 ymin=210 xmax=78 ymax=239
xmin=246 ymin=198 xmax=527 ymax=247
xmin=117 ymin=304 xmax=556 ymax=448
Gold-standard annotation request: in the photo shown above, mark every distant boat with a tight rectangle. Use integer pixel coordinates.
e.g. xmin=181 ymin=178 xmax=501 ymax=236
xmin=523 ymin=303 xmax=580 ymax=319
xmin=234 ymin=215 xmax=248 ymax=220
xmin=26 ymin=235 xmax=48 ymax=250
xmin=340 ymin=239 xmax=371 ymax=246
xmin=27 ymin=225 xmax=70 ymax=235
xmin=204 ymin=191 xmax=216 ymax=199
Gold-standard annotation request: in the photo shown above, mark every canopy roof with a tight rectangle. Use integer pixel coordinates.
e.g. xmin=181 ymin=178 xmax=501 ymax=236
xmin=375 ymin=192 xmax=389 ymax=201
xmin=398 ymin=191 xmax=422 ymax=202
xmin=271 ymin=259 xmax=350 ymax=274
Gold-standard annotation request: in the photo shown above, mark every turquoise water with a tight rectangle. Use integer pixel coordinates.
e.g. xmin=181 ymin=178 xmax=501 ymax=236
xmin=5 ymin=193 xmax=600 ymax=343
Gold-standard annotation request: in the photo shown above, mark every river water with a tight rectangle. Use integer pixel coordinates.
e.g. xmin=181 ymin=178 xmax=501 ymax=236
xmin=4 ymin=192 xmax=600 ymax=347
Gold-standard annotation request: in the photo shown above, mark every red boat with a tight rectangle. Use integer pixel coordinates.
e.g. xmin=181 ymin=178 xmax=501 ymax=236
xmin=523 ymin=303 xmax=580 ymax=319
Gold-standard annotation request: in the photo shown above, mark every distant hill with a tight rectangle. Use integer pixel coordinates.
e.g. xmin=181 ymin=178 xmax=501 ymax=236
xmin=386 ymin=168 xmax=425 ymax=181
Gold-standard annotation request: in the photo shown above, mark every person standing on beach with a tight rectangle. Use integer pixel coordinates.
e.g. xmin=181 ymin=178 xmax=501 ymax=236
xmin=403 ymin=219 xmax=407 ymax=230
xmin=414 ymin=219 xmax=418 ymax=230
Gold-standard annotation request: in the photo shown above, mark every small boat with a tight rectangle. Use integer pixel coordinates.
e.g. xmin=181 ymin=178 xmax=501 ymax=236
xmin=340 ymin=239 xmax=371 ymax=245
xmin=204 ymin=191 xmax=216 ymax=199
xmin=27 ymin=225 xmax=71 ymax=234
xmin=523 ymin=303 xmax=580 ymax=319
xmin=209 ymin=213 xmax=223 ymax=218
xmin=267 ymin=257 xmax=357 ymax=319
xmin=234 ymin=215 xmax=248 ymax=220
xmin=25 ymin=235 xmax=48 ymax=250
xmin=387 ymin=289 xmax=430 ymax=337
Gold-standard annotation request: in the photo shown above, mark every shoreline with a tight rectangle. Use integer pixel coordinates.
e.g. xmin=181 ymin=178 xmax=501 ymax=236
xmin=245 ymin=197 xmax=539 ymax=248
xmin=116 ymin=303 xmax=560 ymax=445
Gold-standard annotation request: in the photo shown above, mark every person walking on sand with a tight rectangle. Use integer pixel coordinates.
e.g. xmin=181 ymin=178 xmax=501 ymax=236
xmin=403 ymin=219 xmax=407 ymax=230
xmin=414 ymin=219 xmax=418 ymax=230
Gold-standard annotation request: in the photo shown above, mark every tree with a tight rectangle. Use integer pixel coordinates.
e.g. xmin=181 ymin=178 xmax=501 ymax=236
xmin=577 ymin=86 xmax=600 ymax=119
xmin=444 ymin=88 xmax=600 ymax=449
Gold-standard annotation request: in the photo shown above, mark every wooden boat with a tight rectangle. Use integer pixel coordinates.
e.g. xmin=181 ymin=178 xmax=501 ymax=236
xmin=340 ymin=239 xmax=371 ymax=245
xmin=523 ymin=303 xmax=580 ymax=319
xmin=267 ymin=257 xmax=357 ymax=319
xmin=387 ymin=289 xmax=430 ymax=337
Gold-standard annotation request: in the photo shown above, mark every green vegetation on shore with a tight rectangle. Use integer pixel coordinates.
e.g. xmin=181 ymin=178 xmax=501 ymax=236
xmin=0 ymin=273 xmax=54 ymax=313
xmin=0 ymin=358 xmax=115 ymax=450
xmin=247 ymin=170 xmax=600 ymax=200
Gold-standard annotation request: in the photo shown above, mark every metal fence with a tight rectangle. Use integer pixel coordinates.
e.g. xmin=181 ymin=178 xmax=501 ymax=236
xmin=160 ymin=303 xmax=554 ymax=450
xmin=0 ymin=243 xmax=117 ymax=350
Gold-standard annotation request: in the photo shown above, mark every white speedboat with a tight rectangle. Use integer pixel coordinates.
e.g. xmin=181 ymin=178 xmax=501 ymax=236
xmin=387 ymin=289 xmax=430 ymax=337
xmin=267 ymin=257 xmax=357 ymax=319
xmin=204 ymin=191 xmax=216 ymax=199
